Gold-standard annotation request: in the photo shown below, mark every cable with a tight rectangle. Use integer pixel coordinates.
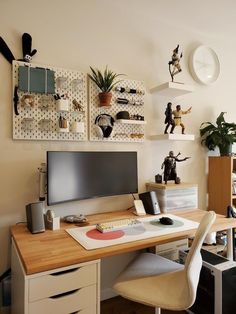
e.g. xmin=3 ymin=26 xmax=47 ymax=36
xmin=0 ymin=268 xmax=11 ymax=282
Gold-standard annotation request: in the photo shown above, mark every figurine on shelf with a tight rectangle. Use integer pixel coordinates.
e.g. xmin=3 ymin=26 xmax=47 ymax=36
xmin=164 ymin=102 xmax=174 ymax=134
xmin=161 ymin=151 xmax=190 ymax=184
xmin=168 ymin=45 xmax=183 ymax=82
xmin=170 ymin=105 xmax=192 ymax=134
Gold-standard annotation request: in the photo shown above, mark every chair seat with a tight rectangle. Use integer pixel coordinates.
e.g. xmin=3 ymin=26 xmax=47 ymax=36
xmin=113 ymin=252 xmax=191 ymax=311
xmin=113 ymin=211 xmax=216 ymax=312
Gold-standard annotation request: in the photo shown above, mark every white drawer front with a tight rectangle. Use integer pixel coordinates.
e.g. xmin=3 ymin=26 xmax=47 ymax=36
xmin=73 ymin=305 xmax=97 ymax=314
xmin=29 ymin=264 xmax=97 ymax=302
xmin=29 ymin=285 xmax=97 ymax=314
xmin=156 ymin=238 xmax=188 ymax=252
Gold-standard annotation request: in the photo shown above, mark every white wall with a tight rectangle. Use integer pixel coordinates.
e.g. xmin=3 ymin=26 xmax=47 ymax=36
xmin=1 ymin=0 xmax=236 ymax=282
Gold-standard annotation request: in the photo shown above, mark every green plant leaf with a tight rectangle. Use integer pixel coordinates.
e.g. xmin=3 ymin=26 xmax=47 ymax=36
xmin=200 ymin=112 xmax=236 ymax=155
xmin=216 ymin=112 xmax=226 ymax=127
xmin=88 ymin=66 xmax=125 ymax=92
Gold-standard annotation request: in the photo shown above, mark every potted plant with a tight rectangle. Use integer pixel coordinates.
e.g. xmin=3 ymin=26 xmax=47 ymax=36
xmin=200 ymin=112 xmax=236 ymax=156
xmin=88 ymin=66 xmax=124 ymax=107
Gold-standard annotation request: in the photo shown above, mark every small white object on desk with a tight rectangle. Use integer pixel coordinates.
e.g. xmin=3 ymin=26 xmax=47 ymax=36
xmin=45 ymin=210 xmax=60 ymax=230
xmin=133 ymin=199 xmax=146 ymax=216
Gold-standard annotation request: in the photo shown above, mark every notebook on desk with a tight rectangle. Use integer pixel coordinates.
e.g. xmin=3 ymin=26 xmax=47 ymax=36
xmin=66 ymin=214 xmax=199 ymax=250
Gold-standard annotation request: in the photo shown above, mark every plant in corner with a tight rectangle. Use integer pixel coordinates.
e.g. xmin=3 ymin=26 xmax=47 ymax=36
xmin=88 ymin=66 xmax=124 ymax=107
xmin=200 ymin=112 xmax=236 ymax=156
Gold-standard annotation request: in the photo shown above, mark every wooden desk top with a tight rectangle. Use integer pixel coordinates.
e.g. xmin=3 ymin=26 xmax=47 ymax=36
xmin=11 ymin=209 xmax=236 ymax=275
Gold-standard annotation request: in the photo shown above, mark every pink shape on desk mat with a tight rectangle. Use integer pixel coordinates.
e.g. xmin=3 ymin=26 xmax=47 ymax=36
xmin=86 ymin=228 xmax=124 ymax=240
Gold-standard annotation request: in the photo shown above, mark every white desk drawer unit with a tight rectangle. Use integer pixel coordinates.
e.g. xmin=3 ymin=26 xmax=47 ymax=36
xmin=29 ymin=263 xmax=97 ymax=302
xmin=28 ymin=285 xmax=97 ymax=314
xmin=11 ymin=241 xmax=100 ymax=314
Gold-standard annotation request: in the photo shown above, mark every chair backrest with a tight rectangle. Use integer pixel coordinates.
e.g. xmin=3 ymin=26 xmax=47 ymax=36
xmin=184 ymin=211 xmax=216 ymax=307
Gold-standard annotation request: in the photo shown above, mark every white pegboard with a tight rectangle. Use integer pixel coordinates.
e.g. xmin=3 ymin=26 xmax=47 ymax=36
xmin=89 ymin=78 xmax=146 ymax=142
xmin=12 ymin=61 xmax=87 ymax=141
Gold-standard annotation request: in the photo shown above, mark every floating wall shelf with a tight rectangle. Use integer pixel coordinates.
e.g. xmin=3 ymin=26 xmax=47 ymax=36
xmin=149 ymin=133 xmax=195 ymax=141
xmin=150 ymin=82 xmax=194 ymax=98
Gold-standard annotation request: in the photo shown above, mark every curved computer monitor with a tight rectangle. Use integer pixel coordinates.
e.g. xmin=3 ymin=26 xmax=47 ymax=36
xmin=47 ymin=151 xmax=138 ymax=205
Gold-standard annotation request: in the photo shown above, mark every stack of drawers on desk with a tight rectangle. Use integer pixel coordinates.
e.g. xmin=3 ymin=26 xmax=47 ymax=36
xmin=146 ymin=182 xmax=198 ymax=212
xmin=11 ymin=241 xmax=100 ymax=314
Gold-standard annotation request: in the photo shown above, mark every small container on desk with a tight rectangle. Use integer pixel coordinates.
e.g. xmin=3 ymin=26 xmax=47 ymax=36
xmin=146 ymin=182 xmax=198 ymax=213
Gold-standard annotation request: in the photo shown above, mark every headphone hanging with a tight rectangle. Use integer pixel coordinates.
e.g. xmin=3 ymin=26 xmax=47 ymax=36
xmin=94 ymin=114 xmax=114 ymax=138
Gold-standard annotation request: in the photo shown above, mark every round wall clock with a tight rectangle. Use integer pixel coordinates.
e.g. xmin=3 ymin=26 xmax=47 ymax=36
xmin=189 ymin=45 xmax=220 ymax=85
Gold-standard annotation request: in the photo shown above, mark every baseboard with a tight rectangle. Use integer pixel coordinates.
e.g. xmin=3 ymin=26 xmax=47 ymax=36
xmin=101 ymin=287 xmax=118 ymax=301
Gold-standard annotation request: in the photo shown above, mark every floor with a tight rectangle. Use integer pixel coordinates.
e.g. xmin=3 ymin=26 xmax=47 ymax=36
xmin=101 ymin=296 xmax=186 ymax=314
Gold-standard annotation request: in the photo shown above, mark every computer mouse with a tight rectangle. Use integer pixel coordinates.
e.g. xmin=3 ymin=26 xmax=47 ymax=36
xmin=159 ymin=217 xmax=174 ymax=225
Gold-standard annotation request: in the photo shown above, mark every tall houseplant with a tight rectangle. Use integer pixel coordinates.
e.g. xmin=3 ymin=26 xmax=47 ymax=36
xmin=200 ymin=112 xmax=236 ymax=156
xmin=88 ymin=66 xmax=124 ymax=107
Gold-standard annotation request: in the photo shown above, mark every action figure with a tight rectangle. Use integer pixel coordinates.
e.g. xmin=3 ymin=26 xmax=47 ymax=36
xmin=168 ymin=45 xmax=183 ymax=82
xmin=164 ymin=102 xmax=174 ymax=134
xmin=170 ymin=105 xmax=192 ymax=134
xmin=161 ymin=151 xmax=190 ymax=184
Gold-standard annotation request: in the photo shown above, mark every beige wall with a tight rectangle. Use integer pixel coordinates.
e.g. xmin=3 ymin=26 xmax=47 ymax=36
xmin=1 ymin=0 xmax=236 ymax=276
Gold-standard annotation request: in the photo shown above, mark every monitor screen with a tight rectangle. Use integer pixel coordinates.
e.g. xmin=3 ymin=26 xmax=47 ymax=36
xmin=47 ymin=151 xmax=138 ymax=205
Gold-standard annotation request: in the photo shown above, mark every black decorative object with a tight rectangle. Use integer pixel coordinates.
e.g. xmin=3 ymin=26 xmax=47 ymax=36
xmin=13 ymin=86 xmax=19 ymax=115
xmin=0 ymin=33 xmax=37 ymax=64
xmin=116 ymin=111 xmax=130 ymax=120
xmin=0 ymin=37 xmax=15 ymax=63
xmin=21 ymin=33 xmax=37 ymax=62
xmin=155 ymin=174 xmax=162 ymax=183
xmin=164 ymin=102 xmax=174 ymax=134
xmin=94 ymin=113 xmax=115 ymax=138
xmin=116 ymin=86 xmax=145 ymax=95
xmin=116 ymin=98 xmax=144 ymax=106
xmin=161 ymin=151 xmax=190 ymax=184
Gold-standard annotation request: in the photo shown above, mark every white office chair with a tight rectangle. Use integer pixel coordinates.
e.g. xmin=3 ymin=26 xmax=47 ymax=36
xmin=113 ymin=211 xmax=216 ymax=314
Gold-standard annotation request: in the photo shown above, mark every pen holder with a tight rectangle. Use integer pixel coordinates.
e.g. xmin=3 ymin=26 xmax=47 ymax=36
xmin=56 ymin=99 xmax=69 ymax=112
xmin=58 ymin=117 xmax=69 ymax=132
xmin=71 ymin=121 xmax=84 ymax=133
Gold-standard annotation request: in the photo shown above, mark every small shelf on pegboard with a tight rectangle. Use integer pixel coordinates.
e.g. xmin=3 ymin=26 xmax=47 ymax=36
xmin=115 ymin=119 xmax=147 ymax=125
xmin=89 ymin=78 xmax=146 ymax=143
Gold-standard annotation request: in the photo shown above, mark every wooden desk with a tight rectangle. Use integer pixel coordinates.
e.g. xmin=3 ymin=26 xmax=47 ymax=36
xmin=11 ymin=209 xmax=236 ymax=275
xmin=11 ymin=209 xmax=236 ymax=314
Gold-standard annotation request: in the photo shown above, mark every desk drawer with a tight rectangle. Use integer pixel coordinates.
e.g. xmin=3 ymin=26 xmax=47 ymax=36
xmin=29 ymin=263 xmax=97 ymax=302
xmin=28 ymin=284 xmax=96 ymax=314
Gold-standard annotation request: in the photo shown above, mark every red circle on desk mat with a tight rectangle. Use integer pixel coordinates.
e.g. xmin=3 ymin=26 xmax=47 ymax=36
xmin=86 ymin=229 xmax=124 ymax=240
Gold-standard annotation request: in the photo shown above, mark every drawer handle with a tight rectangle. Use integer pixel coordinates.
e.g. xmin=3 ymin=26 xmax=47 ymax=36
xmin=50 ymin=288 xmax=79 ymax=299
xmin=50 ymin=268 xmax=80 ymax=276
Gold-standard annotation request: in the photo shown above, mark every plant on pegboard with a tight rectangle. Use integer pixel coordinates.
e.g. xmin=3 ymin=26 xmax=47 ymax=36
xmin=88 ymin=66 xmax=124 ymax=107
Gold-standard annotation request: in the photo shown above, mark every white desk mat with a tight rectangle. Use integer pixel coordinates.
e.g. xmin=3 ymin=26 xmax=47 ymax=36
xmin=66 ymin=214 xmax=199 ymax=250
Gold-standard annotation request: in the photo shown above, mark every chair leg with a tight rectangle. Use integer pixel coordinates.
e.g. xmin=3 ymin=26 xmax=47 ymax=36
xmin=155 ymin=307 xmax=161 ymax=314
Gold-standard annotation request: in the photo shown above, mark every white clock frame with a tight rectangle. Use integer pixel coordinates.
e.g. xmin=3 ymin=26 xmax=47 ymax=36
xmin=189 ymin=45 xmax=220 ymax=85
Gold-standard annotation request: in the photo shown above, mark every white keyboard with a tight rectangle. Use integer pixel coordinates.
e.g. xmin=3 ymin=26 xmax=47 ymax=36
xmin=96 ymin=218 xmax=143 ymax=233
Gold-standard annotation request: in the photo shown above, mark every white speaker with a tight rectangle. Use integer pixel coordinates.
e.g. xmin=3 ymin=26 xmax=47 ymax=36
xmin=26 ymin=202 xmax=45 ymax=234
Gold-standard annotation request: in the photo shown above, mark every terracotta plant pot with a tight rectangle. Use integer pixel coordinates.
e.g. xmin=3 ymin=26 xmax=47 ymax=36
xmin=98 ymin=92 xmax=112 ymax=107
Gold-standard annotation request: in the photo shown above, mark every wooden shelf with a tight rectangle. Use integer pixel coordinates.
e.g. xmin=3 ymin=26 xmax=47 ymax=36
xmin=146 ymin=182 xmax=198 ymax=190
xmin=208 ymin=156 xmax=236 ymax=215
xmin=115 ymin=119 xmax=147 ymax=125
xmin=150 ymin=82 xmax=194 ymax=98
xmin=149 ymin=133 xmax=195 ymax=141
